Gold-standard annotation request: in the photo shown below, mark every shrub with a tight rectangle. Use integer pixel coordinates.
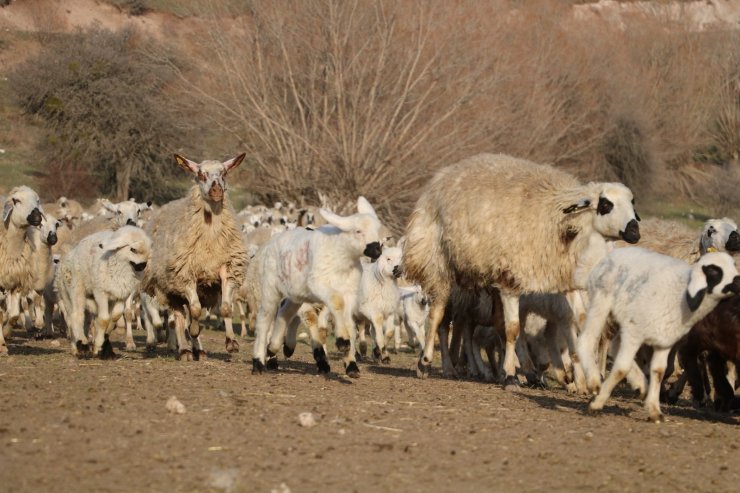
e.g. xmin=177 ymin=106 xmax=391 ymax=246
xmin=9 ymin=26 xmax=188 ymax=202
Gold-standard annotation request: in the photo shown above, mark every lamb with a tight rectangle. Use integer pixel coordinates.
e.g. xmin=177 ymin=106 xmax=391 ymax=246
xmin=54 ymin=226 xmax=152 ymax=357
xmin=665 ymin=297 xmax=740 ymax=411
xmin=251 ymin=197 xmax=383 ymax=377
xmin=395 ymin=285 xmax=429 ymax=351
xmin=576 ymin=247 xmax=740 ymax=422
xmin=614 ymin=216 xmax=739 ymax=262
xmin=0 ymin=186 xmax=43 ymax=354
xmin=357 ymin=246 xmax=403 ymax=363
xmin=142 ymin=153 xmax=247 ymax=360
xmin=403 ymin=153 xmax=640 ymax=387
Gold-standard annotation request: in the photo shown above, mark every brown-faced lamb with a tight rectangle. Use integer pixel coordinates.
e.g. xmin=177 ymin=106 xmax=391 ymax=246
xmin=403 ymin=153 xmax=640 ymax=388
xmin=142 ymin=153 xmax=246 ymax=360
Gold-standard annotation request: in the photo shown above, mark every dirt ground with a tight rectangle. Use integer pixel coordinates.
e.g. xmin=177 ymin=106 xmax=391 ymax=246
xmin=1 ymin=328 xmax=738 ymax=493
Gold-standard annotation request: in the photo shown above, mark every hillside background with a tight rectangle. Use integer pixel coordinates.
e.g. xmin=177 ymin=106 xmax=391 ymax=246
xmin=0 ymin=0 xmax=738 ymax=231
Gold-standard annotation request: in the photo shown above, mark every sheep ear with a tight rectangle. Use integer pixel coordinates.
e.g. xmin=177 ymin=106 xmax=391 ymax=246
xmin=685 ymin=264 xmax=722 ymax=311
xmin=175 ymin=154 xmax=199 ymax=174
xmin=223 ymin=153 xmax=246 ymax=175
xmin=319 ymin=208 xmax=354 ymax=232
xmin=99 ymin=233 xmax=129 ymax=252
xmin=101 ymin=199 xmax=117 ymax=213
xmin=562 ymin=199 xmax=591 ymax=215
xmin=357 ymin=196 xmax=377 ymax=217
xmin=3 ymin=200 xmax=13 ymax=223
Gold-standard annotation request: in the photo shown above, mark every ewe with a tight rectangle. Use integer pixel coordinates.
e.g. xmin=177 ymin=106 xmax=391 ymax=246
xmin=403 ymin=153 xmax=640 ymax=387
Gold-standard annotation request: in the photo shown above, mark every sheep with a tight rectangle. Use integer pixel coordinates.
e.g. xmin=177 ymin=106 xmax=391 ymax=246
xmin=577 ymin=247 xmax=740 ymax=422
xmin=614 ymin=217 xmax=739 ymax=263
xmin=55 ymin=198 xmax=151 ymax=257
xmin=0 ymin=186 xmax=44 ymax=353
xmin=665 ymin=297 xmax=740 ymax=411
xmin=142 ymin=153 xmax=247 ymax=360
xmin=403 ymin=153 xmax=640 ymax=387
xmin=395 ymin=285 xmax=429 ymax=352
xmin=18 ymin=212 xmax=61 ymax=336
xmin=357 ymin=246 xmax=403 ymax=363
xmin=54 ymin=226 xmax=152 ymax=357
xmin=251 ymin=197 xmax=383 ymax=377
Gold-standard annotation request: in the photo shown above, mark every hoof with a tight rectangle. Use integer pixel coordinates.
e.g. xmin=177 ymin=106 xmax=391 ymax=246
xmin=266 ymin=356 xmax=279 ymax=371
xmin=125 ymin=341 xmax=137 ymax=351
xmin=283 ymin=343 xmax=295 ymax=358
xmin=416 ymin=356 xmax=431 ymax=379
xmin=145 ymin=343 xmax=157 ymax=353
xmin=647 ymin=413 xmax=664 ymax=423
xmin=359 ymin=340 xmax=368 ymax=356
xmin=372 ymin=346 xmax=381 ymax=361
xmin=252 ymin=358 xmax=265 ymax=374
xmin=313 ymin=347 xmax=330 ymax=374
xmin=336 ymin=337 xmax=350 ymax=354
xmin=178 ymin=349 xmax=193 ymax=361
xmin=225 ymin=337 xmax=240 ymax=353
xmin=100 ymin=338 xmax=117 ymax=360
xmin=345 ymin=361 xmax=360 ymax=378
xmin=503 ymin=376 xmax=520 ymax=391
xmin=0 ymin=344 xmax=7 ymax=356
xmin=193 ymin=348 xmax=207 ymax=361
xmin=381 ymin=355 xmax=391 ymax=365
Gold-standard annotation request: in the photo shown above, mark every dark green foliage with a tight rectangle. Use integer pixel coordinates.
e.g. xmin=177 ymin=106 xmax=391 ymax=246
xmin=9 ymin=26 xmax=188 ymax=202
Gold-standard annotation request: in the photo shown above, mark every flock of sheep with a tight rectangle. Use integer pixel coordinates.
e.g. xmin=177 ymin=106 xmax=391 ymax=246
xmin=1 ymin=152 xmax=739 ymax=422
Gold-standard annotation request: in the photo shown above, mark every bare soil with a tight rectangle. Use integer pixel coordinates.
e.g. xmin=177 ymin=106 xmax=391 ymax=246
xmin=1 ymin=327 xmax=738 ymax=493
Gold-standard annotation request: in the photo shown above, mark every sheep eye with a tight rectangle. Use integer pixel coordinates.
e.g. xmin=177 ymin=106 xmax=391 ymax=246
xmin=356 ymin=230 xmax=362 ymax=234
xmin=12 ymin=198 xmax=20 ymax=205
xmin=130 ymin=247 xmax=138 ymax=254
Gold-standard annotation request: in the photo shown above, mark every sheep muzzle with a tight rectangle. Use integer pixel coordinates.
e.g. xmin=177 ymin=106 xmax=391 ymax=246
xmin=392 ymin=265 xmax=403 ymax=278
xmin=209 ymin=183 xmax=224 ymax=202
xmin=47 ymin=231 xmax=58 ymax=246
xmin=131 ymin=261 xmax=148 ymax=272
xmin=126 ymin=218 xmax=136 ymax=226
xmin=363 ymin=241 xmax=382 ymax=260
xmin=722 ymin=275 xmax=740 ymax=294
xmin=620 ymin=219 xmax=640 ymax=244
xmin=725 ymin=231 xmax=740 ymax=252
xmin=27 ymin=208 xmax=42 ymax=227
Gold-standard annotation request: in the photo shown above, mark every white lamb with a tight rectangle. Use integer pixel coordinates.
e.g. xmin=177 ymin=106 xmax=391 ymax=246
xmin=357 ymin=246 xmax=403 ymax=363
xmin=55 ymin=226 xmax=152 ymax=358
xmin=251 ymin=197 xmax=384 ymax=377
xmin=396 ymin=285 xmax=429 ymax=351
xmin=577 ymin=247 xmax=740 ymax=422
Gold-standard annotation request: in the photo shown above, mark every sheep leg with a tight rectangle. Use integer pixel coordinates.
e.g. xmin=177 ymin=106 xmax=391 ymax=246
xmin=370 ymin=314 xmax=390 ymax=364
xmin=252 ymin=292 xmax=281 ymax=373
xmin=0 ymin=309 xmax=7 ymax=355
xmin=565 ymin=320 xmax=588 ymax=394
xmin=266 ymin=300 xmax=302 ymax=370
xmin=417 ymin=299 xmax=447 ymax=379
xmin=625 ymin=360 xmax=647 ymax=399
xmin=449 ymin=316 xmax=463 ymax=367
xmin=330 ymin=294 xmax=360 ymax=378
xmin=644 ymin=347 xmax=671 ymax=422
xmin=707 ymin=351 xmax=733 ymax=412
xmin=438 ymin=316 xmax=457 ymax=378
xmin=588 ymin=337 xmax=640 ymax=414
xmin=218 ymin=266 xmax=239 ymax=352
xmin=576 ymin=291 xmax=612 ymax=394
xmin=172 ymin=308 xmax=192 ymax=361
xmin=237 ymin=301 xmax=249 ymax=338
xmin=282 ymin=307 xmax=303 ymax=361
xmin=301 ymin=304 xmax=330 ymax=374
xmin=183 ymin=284 xmax=202 ymax=321
xmin=166 ymin=312 xmax=178 ymax=353
xmin=123 ymin=294 xmax=136 ymax=351
xmin=545 ymin=321 xmax=570 ymax=390
xmin=471 ymin=326 xmax=495 ymax=382
xmin=90 ymin=292 xmax=112 ymax=356
xmin=500 ymin=293 xmax=521 ymax=390
xmin=7 ymin=291 xmax=20 ymax=327
xmin=357 ymin=319 xmax=368 ymax=357
xmin=409 ymin=319 xmax=425 ymax=352
xmin=462 ymin=322 xmax=481 ymax=379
